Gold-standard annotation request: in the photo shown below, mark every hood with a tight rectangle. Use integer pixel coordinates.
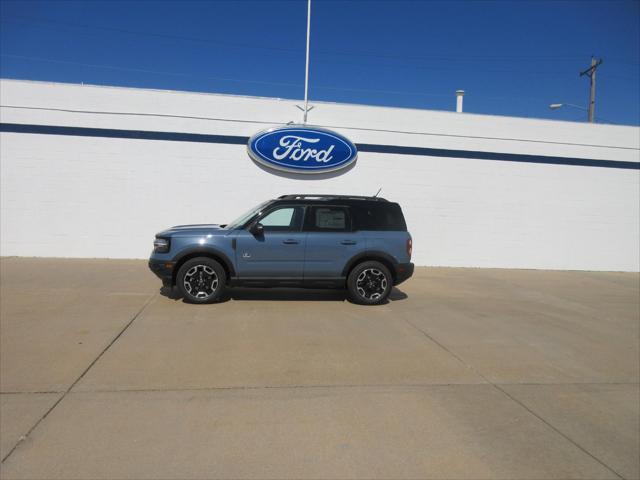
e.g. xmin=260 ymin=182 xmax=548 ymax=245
xmin=170 ymin=223 xmax=222 ymax=231
xmin=157 ymin=224 xmax=228 ymax=237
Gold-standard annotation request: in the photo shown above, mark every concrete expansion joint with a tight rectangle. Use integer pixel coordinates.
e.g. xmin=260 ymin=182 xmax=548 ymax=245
xmin=494 ymin=385 xmax=627 ymax=480
xmin=0 ymin=293 xmax=157 ymax=465
xmin=59 ymin=380 xmax=640 ymax=395
xmin=0 ymin=391 xmax=65 ymax=395
xmin=2 ymin=380 xmax=637 ymax=397
xmin=401 ymin=316 xmax=629 ymax=480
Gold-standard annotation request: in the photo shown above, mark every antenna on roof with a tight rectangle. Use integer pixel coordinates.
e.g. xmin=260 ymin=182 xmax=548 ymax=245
xmin=373 ymin=188 xmax=382 ymax=198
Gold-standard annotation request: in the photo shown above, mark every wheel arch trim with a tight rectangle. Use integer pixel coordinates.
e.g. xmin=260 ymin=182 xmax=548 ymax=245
xmin=172 ymin=247 xmax=236 ymax=285
xmin=341 ymin=251 xmax=398 ymax=282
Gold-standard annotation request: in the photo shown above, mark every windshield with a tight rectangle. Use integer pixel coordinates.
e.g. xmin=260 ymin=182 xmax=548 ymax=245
xmin=224 ymin=200 xmax=272 ymax=230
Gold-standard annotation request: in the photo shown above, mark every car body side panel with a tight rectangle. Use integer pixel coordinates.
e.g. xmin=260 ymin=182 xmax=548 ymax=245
xmin=234 ymin=230 xmax=307 ymax=278
xmin=303 ymin=231 xmax=367 ymax=279
xmin=365 ymin=231 xmax=412 ymax=264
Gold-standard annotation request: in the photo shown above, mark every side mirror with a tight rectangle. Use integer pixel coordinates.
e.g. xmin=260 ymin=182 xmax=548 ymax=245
xmin=250 ymin=222 xmax=264 ymax=236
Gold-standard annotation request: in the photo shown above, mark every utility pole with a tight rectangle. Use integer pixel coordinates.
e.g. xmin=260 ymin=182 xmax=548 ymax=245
xmin=580 ymin=57 xmax=603 ymax=123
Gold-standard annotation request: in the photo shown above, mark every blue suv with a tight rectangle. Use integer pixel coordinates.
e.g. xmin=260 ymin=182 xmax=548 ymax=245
xmin=149 ymin=195 xmax=413 ymax=305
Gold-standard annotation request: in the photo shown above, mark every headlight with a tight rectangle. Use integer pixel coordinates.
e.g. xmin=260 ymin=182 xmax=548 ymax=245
xmin=153 ymin=237 xmax=170 ymax=253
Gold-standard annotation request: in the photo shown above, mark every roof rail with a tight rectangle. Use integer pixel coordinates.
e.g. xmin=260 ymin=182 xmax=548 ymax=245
xmin=277 ymin=194 xmax=388 ymax=202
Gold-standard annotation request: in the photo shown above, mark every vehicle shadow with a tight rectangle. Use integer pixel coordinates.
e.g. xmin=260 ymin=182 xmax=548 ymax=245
xmin=160 ymin=286 xmax=408 ymax=304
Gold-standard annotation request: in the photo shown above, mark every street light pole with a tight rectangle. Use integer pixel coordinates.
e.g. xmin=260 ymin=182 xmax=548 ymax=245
xmin=580 ymin=57 xmax=603 ymax=123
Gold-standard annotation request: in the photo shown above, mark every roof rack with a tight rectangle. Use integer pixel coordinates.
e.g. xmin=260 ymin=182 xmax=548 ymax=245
xmin=277 ymin=194 xmax=388 ymax=202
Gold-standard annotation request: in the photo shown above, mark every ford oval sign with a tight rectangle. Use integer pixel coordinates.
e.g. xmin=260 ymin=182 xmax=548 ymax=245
xmin=247 ymin=125 xmax=357 ymax=174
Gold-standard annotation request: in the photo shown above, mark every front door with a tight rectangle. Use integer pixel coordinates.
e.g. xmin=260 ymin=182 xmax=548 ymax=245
xmin=235 ymin=205 xmax=307 ymax=280
xmin=303 ymin=205 xmax=364 ymax=282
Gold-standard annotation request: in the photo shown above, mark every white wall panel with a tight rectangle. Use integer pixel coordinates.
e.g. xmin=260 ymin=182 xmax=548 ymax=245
xmin=1 ymin=80 xmax=638 ymax=271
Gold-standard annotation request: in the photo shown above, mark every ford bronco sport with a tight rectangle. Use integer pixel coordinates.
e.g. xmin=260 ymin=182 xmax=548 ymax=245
xmin=149 ymin=195 xmax=413 ymax=305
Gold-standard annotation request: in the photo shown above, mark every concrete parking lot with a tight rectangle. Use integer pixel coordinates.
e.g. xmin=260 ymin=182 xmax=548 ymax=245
xmin=0 ymin=257 xmax=638 ymax=479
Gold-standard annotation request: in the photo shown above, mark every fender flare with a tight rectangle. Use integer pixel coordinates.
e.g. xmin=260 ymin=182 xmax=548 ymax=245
xmin=173 ymin=246 xmax=236 ymax=279
xmin=341 ymin=250 xmax=398 ymax=280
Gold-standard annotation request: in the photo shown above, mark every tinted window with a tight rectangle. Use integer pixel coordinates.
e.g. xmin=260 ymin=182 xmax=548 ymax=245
xmin=354 ymin=203 xmax=407 ymax=231
xmin=306 ymin=206 xmax=351 ymax=232
xmin=259 ymin=206 xmax=304 ymax=231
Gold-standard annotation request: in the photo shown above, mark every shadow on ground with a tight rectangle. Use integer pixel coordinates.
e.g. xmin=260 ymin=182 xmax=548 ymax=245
xmin=160 ymin=286 xmax=408 ymax=303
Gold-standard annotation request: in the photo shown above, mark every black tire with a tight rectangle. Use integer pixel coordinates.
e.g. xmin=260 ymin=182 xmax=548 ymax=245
xmin=176 ymin=257 xmax=226 ymax=304
xmin=347 ymin=261 xmax=392 ymax=305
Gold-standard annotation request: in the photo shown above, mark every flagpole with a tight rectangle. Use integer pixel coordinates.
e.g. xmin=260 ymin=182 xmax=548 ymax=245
xmin=303 ymin=0 xmax=311 ymax=124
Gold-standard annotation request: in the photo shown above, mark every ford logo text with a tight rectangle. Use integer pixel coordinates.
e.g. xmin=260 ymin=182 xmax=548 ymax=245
xmin=247 ymin=126 xmax=357 ymax=174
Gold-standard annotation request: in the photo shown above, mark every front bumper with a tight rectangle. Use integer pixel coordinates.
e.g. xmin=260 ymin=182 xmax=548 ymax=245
xmin=148 ymin=259 xmax=175 ymax=286
xmin=394 ymin=262 xmax=414 ymax=285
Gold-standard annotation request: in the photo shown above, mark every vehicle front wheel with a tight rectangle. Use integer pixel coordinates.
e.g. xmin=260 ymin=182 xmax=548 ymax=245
xmin=176 ymin=257 xmax=226 ymax=304
xmin=347 ymin=261 xmax=392 ymax=305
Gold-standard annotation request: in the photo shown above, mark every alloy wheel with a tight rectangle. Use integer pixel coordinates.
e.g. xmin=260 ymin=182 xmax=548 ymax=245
xmin=183 ymin=264 xmax=219 ymax=300
xmin=356 ymin=268 xmax=388 ymax=300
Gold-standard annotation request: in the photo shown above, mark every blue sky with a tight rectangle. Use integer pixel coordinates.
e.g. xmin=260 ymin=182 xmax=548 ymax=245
xmin=1 ymin=0 xmax=639 ymax=125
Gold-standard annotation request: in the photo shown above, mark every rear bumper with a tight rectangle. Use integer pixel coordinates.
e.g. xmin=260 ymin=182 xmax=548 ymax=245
xmin=148 ymin=259 xmax=175 ymax=286
xmin=394 ymin=262 xmax=414 ymax=285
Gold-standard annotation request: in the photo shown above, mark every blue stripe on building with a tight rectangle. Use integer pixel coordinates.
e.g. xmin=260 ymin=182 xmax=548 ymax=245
xmin=1 ymin=122 xmax=638 ymax=170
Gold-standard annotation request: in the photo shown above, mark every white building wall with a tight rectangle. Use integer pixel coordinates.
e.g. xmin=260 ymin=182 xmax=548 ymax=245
xmin=1 ymin=79 xmax=639 ymax=271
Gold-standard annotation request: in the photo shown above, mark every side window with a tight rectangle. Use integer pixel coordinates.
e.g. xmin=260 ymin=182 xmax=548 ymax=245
xmin=354 ymin=204 xmax=407 ymax=231
xmin=306 ymin=206 xmax=351 ymax=232
xmin=259 ymin=206 xmax=303 ymax=232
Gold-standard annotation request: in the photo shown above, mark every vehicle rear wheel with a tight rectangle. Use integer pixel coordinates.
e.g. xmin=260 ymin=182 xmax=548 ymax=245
xmin=347 ymin=261 xmax=392 ymax=305
xmin=177 ymin=257 xmax=226 ymax=304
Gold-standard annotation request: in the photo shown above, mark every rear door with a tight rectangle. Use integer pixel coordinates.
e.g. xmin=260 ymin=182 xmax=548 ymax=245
xmin=303 ymin=205 xmax=365 ymax=284
xmin=235 ymin=205 xmax=307 ymax=280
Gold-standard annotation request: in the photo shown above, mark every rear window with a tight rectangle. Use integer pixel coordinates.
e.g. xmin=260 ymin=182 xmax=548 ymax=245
xmin=353 ymin=203 xmax=407 ymax=231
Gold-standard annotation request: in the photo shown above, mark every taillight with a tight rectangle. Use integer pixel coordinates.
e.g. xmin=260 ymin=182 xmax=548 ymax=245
xmin=406 ymin=238 xmax=412 ymax=257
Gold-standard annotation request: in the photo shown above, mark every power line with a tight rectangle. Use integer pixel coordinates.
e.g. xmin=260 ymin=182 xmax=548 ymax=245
xmin=0 ymin=54 xmax=452 ymax=98
xmin=2 ymin=14 xmax=637 ymax=123
xmin=0 ymin=50 xmax=585 ymax=84
xmin=0 ymin=15 xmax=300 ymax=54
xmin=5 ymin=15 xmax=626 ymax=81
xmin=5 ymin=52 xmax=636 ymax=106
xmin=1 ymin=15 xmax=599 ymax=64
xmin=8 ymin=15 xmax=628 ymax=81
xmin=311 ymin=54 xmax=579 ymax=76
xmin=0 ymin=54 xmax=301 ymax=88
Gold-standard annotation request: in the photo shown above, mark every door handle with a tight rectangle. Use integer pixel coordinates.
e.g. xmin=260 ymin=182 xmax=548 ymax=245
xmin=340 ymin=240 xmax=357 ymax=245
xmin=283 ymin=239 xmax=299 ymax=245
